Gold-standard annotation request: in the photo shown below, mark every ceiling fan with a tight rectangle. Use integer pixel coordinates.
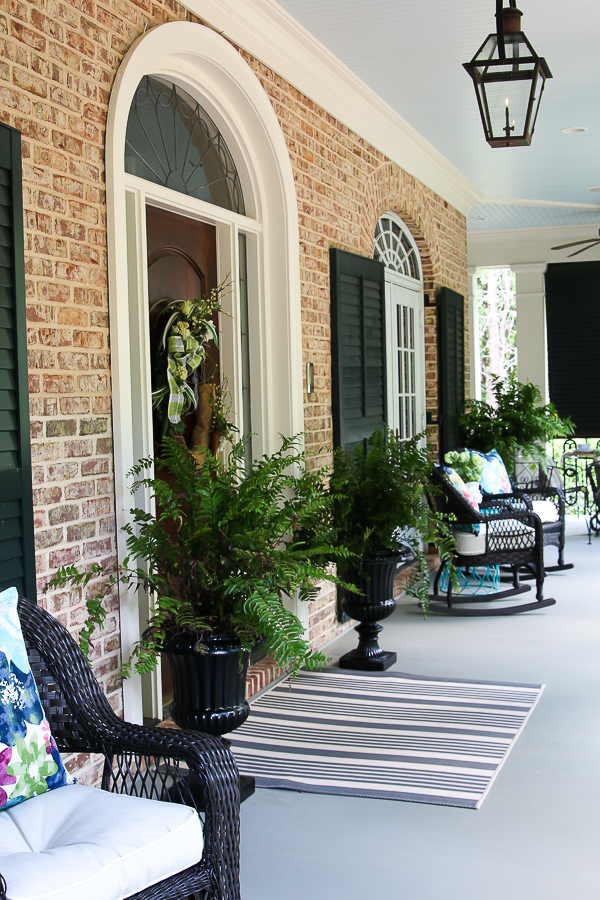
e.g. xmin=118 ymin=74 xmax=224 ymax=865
xmin=551 ymin=229 xmax=600 ymax=258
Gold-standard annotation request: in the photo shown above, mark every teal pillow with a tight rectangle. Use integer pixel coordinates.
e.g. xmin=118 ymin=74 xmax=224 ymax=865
xmin=0 ymin=587 xmax=71 ymax=811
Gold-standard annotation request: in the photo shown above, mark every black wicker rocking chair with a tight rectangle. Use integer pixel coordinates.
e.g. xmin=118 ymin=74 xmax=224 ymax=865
xmin=511 ymin=455 xmax=572 ymax=573
xmin=7 ymin=596 xmax=241 ymax=900
xmin=429 ymin=468 xmax=556 ymax=616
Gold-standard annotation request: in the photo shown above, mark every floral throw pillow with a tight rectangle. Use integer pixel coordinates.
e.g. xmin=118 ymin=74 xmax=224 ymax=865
xmin=438 ymin=465 xmax=480 ymax=511
xmin=471 ymin=449 xmax=512 ymax=495
xmin=0 ymin=586 xmax=71 ymax=812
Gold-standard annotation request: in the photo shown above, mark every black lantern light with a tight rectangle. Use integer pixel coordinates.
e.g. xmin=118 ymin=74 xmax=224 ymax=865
xmin=463 ymin=0 xmax=552 ymax=148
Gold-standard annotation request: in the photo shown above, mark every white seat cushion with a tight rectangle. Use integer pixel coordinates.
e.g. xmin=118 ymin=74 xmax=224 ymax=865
xmin=453 ymin=525 xmax=487 ymax=557
xmin=454 ymin=518 xmax=536 ymax=555
xmin=488 ymin=518 xmax=535 ymax=551
xmin=531 ymin=499 xmax=559 ymax=524
xmin=0 ymin=784 xmax=203 ymax=900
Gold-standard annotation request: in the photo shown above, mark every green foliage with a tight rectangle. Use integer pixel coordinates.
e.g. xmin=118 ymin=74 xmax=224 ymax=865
xmin=459 ymin=374 xmax=574 ymax=474
xmin=328 ymin=429 xmax=456 ymax=613
xmin=210 ymin=377 xmax=238 ymax=443
xmin=477 ymin=268 xmax=517 ymax=402
xmin=444 ymin=449 xmax=484 ymax=484
xmin=49 ymin=435 xmax=349 ymax=677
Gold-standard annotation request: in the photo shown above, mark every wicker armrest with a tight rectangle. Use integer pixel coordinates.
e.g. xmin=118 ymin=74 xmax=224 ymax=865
xmin=479 ymin=503 xmax=544 ymax=545
xmin=512 ymin=484 xmax=565 ymax=518
xmin=480 ymin=492 xmax=530 ymax=514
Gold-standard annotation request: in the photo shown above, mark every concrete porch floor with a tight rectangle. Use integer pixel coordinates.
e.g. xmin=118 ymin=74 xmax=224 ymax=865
xmin=239 ymin=531 xmax=600 ymax=899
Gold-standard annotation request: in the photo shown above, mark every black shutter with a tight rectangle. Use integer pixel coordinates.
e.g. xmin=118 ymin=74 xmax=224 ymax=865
xmin=439 ymin=286 xmax=465 ymax=457
xmin=0 ymin=123 xmax=36 ymax=599
xmin=545 ymin=262 xmax=600 ymax=437
xmin=330 ymin=249 xmax=386 ymax=452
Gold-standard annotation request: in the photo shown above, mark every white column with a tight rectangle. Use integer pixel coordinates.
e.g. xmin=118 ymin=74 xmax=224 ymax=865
xmin=512 ymin=263 xmax=548 ymax=401
xmin=467 ymin=267 xmax=481 ymax=400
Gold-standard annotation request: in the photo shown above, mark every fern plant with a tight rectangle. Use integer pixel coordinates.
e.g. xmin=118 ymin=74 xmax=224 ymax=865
xmin=459 ymin=374 xmax=574 ymax=474
xmin=327 ymin=428 xmax=456 ymax=613
xmin=49 ymin=436 xmax=350 ymax=677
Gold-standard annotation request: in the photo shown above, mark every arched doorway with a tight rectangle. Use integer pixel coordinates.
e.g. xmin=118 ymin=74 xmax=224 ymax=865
xmin=106 ymin=22 xmax=302 ymax=722
xmin=373 ymin=213 xmax=426 ymax=439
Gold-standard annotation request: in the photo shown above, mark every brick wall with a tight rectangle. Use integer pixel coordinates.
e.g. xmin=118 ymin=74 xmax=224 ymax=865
xmin=1 ymin=0 xmax=201 ymax=785
xmin=241 ymin=59 xmax=468 ymax=466
xmin=0 ymin=1 xmax=467 ymax=778
xmin=241 ymin=57 xmax=468 ymax=645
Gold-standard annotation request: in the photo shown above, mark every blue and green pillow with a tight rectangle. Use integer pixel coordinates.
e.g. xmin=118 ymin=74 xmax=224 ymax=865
xmin=0 ymin=586 xmax=71 ymax=812
xmin=471 ymin=449 xmax=512 ymax=494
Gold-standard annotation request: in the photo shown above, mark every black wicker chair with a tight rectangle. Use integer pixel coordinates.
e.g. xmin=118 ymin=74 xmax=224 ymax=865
xmin=429 ymin=468 xmax=556 ymax=615
xmin=511 ymin=455 xmax=572 ymax=572
xmin=8 ymin=596 xmax=241 ymax=900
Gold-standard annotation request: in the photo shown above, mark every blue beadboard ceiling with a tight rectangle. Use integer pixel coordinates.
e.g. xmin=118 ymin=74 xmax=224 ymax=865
xmin=274 ymin=0 xmax=600 ymax=234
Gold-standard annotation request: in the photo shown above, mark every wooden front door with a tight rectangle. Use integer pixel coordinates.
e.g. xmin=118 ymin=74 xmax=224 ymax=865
xmin=146 ymin=205 xmax=219 ymax=446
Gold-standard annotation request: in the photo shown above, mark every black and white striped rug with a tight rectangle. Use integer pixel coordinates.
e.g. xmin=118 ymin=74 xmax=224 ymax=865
xmin=226 ymin=669 xmax=544 ymax=808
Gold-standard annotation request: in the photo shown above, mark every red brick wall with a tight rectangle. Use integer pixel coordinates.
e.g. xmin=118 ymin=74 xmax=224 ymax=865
xmin=241 ymin=58 xmax=468 ymax=646
xmin=241 ymin=61 xmax=468 ymax=465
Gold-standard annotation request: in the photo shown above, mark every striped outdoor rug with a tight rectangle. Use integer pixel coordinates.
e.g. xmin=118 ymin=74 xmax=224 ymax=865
xmin=226 ymin=669 xmax=544 ymax=809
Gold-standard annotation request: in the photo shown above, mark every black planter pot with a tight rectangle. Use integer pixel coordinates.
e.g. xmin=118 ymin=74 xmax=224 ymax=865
xmin=164 ymin=633 xmax=250 ymax=735
xmin=339 ymin=546 xmax=415 ymax=671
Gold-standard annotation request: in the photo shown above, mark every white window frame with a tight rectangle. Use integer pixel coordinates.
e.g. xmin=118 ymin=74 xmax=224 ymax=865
xmin=374 ymin=213 xmax=426 ymax=439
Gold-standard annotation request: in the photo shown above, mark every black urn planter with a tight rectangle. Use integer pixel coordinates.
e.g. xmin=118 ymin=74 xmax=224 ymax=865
xmin=339 ymin=546 xmax=415 ymax=671
xmin=164 ymin=633 xmax=250 ymax=735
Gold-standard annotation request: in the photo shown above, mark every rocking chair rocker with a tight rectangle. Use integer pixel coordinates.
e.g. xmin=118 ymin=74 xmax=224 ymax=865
xmin=429 ymin=467 xmax=556 ymax=616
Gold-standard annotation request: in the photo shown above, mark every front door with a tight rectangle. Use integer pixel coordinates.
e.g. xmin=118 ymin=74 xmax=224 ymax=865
xmin=144 ymin=205 xmax=218 ymax=721
xmin=146 ymin=206 xmax=219 ymax=446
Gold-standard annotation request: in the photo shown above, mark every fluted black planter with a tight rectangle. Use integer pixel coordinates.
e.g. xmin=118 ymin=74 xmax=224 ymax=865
xmin=339 ymin=546 xmax=415 ymax=671
xmin=164 ymin=633 xmax=250 ymax=735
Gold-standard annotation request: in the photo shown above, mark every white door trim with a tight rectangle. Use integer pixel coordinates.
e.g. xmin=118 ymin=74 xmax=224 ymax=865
xmin=106 ymin=22 xmax=302 ymax=722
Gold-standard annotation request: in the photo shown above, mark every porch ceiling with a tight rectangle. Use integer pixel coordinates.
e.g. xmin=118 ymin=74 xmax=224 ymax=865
xmin=274 ymin=0 xmax=600 ymax=236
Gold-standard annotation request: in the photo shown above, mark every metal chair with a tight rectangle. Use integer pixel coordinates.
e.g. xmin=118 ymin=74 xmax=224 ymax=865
xmin=7 ymin=596 xmax=241 ymax=900
xmin=429 ymin=467 xmax=556 ymax=616
xmin=586 ymin=460 xmax=600 ymax=537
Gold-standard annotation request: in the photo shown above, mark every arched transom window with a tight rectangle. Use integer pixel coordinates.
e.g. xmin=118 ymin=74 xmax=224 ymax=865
xmin=125 ymin=75 xmax=245 ymax=215
xmin=373 ymin=215 xmax=421 ymax=281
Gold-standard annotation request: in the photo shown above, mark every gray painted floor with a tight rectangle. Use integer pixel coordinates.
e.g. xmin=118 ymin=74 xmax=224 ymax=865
xmin=239 ymin=533 xmax=600 ymax=899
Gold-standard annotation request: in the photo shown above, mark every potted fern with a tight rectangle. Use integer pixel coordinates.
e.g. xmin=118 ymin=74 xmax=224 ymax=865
xmin=328 ymin=428 xmax=454 ymax=670
xmin=459 ymin=374 xmax=574 ymax=474
xmin=50 ymin=436 xmax=346 ymax=734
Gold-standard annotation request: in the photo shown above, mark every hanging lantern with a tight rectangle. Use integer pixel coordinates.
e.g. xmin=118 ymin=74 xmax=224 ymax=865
xmin=463 ymin=0 xmax=552 ymax=148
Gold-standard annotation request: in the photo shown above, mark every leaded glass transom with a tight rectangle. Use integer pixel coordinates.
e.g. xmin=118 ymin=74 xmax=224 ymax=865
xmin=125 ymin=76 xmax=245 ymax=215
xmin=373 ymin=215 xmax=421 ymax=280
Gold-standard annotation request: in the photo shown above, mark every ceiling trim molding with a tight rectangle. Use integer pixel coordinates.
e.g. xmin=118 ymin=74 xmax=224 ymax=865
xmin=511 ymin=263 xmax=548 ymax=274
xmin=183 ymin=0 xmax=483 ymax=215
xmin=481 ymin=196 xmax=600 ymax=210
xmin=469 ymin=223 xmax=600 ymax=243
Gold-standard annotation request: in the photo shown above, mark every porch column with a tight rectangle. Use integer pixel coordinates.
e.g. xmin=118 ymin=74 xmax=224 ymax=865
xmin=467 ymin=267 xmax=481 ymax=400
xmin=512 ymin=263 xmax=548 ymax=401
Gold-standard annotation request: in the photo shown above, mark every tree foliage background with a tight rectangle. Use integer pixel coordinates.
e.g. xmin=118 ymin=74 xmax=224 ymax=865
xmin=477 ymin=268 xmax=517 ymax=404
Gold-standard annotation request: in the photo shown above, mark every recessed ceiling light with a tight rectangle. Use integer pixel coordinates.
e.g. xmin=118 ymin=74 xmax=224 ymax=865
xmin=469 ymin=216 xmax=487 ymax=221
xmin=588 ymin=187 xmax=600 ymax=192
xmin=560 ymin=126 xmax=588 ymax=133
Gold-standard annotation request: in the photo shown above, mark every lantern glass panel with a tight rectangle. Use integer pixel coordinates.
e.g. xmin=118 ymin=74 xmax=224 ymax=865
xmin=480 ymin=70 xmax=536 ymax=142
